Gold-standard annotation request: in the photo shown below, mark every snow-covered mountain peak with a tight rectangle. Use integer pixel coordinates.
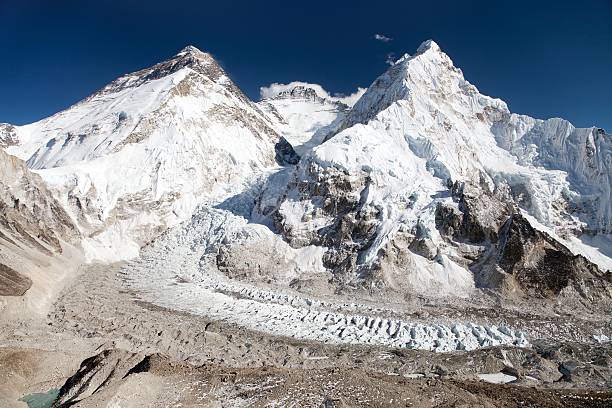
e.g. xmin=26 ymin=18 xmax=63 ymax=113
xmin=171 ymin=45 xmax=223 ymax=73
xmin=264 ymin=85 xmax=350 ymax=110
xmin=415 ymin=39 xmax=441 ymax=54
xmin=177 ymin=44 xmax=209 ymax=57
xmin=258 ymin=84 xmax=352 ymax=155
xmin=92 ymin=45 xmax=226 ymax=98
xmin=333 ymin=39 xmax=474 ymax=135
xmin=388 ymin=40 xmax=443 ymax=66
xmin=268 ymin=38 xmax=611 ymax=297
xmin=269 ymin=85 xmax=324 ymax=102
xmin=394 ymin=39 xmax=452 ymax=69
xmin=4 ymin=47 xmax=284 ymax=261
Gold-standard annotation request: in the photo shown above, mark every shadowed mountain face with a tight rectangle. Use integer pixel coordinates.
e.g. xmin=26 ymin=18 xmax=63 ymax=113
xmin=0 ymin=150 xmax=79 ymax=255
xmin=0 ymin=149 xmax=80 ymax=297
xmin=495 ymin=213 xmax=610 ymax=298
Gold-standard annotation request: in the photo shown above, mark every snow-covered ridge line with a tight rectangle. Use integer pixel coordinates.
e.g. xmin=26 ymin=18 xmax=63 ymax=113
xmin=259 ymin=81 xmax=366 ymax=107
xmin=257 ymin=84 xmax=352 ymax=156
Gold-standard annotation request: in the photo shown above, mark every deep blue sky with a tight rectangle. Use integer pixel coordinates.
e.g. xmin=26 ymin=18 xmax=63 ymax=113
xmin=1 ymin=0 xmax=611 ymax=129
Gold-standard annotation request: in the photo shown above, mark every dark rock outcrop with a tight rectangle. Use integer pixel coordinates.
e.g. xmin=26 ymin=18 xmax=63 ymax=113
xmin=273 ymin=165 xmax=380 ymax=278
xmin=433 ymin=179 xmax=610 ymax=300
xmin=53 ymin=349 xmax=151 ymax=407
xmin=496 ymin=213 xmax=610 ymax=298
xmin=436 ymin=179 xmax=515 ymax=244
xmin=0 ymin=263 xmax=32 ymax=296
xmin=0 ymin=123 xmax=18 ymax=148
xmin=275 ymin=137 xmax=300 ymax=166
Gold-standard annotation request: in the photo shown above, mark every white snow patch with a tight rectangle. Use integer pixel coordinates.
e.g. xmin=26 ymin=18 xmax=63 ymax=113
xmin=477 ymin=373 xmax=517 ymax=384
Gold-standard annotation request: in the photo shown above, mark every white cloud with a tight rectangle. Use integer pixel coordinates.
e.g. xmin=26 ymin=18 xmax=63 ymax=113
xmin=374 ymin=33 xmax=392 ymax=43
xmin=334 ymin=87 xmax=367 ymax=106
xmin=259 ymin=81 xmax=366 ymax=107
xmin=260 ymin=81 xmax=331 ymax=100
xmin=385 ymin=52 xmax=397 ymax=66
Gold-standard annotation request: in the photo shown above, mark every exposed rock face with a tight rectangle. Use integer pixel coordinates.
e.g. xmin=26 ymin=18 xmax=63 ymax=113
xmin=432 ymin=181 xmax=611 ymax=300
xmin=53 ymin=349 xmax=150 ymax=407
xmin=273 ymin=86 xmax=326 ymax=104
xmin=436 ymin=179 xmax=516 ymax=244
xmin=0 ymin=150 xmax=81 ymax=300
xmin=0 ymin=150 xmax=80 ymax=256
xmin=0 ymin=263 xmax=32 ymax=296
xmin=496 ymin=213 xmax=610 ymax=298
xmin=264 ymin=85 xmax=350 ymax=111
xmin=272 ymin=164 xmax=380 ymax=279
xmin=0 ymin=124 xmax=18 ymax=148
xmin=274 ymin=136 xmax=300 ymax=165
xmin=95 ymin=45 xmax=228 ymax=97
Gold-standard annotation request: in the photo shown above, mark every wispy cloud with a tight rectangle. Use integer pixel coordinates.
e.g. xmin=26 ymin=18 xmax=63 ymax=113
xmin=385 ymin=52 xmax=397 ymax=66
xmin=374 ymin=33 xmax=392 ymax=43
xmin=333 ymin=87 xmax=367 ymax=106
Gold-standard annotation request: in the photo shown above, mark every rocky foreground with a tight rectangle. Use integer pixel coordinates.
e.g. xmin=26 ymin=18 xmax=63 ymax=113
xmin=0 ymin=259 xmax=609 ymax=407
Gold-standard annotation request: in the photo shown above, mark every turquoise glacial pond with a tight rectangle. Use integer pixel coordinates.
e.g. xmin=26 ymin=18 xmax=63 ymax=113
xmin=18 ymin=389 xmax=60 ymax=408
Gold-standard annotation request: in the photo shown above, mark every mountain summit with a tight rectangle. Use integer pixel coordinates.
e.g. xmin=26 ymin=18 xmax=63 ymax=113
xmin=95 ymin=44 xmax=227 ymax=97
xmin=264 ymin=40 xmax=611 ymax=298
xmin=3 ymin=46 xmax=283 ymax=261
xmin=177 ymin=44 xmax=208 ymax=56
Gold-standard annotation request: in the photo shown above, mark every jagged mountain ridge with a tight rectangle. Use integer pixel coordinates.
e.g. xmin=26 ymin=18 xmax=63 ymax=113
xmin=252 ymin=40 xmax=611 ymax=299
xmin=0 ymin=150 xmax=82 ymax=313
xmin=0 ymin=150 xmax=79 ymax=255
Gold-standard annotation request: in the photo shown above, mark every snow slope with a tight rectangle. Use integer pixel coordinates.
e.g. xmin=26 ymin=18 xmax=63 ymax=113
xmin=258 ymin=85 xmax=351 ymax=156
xmin=4 ymin=46 xmax=283 ymax=261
